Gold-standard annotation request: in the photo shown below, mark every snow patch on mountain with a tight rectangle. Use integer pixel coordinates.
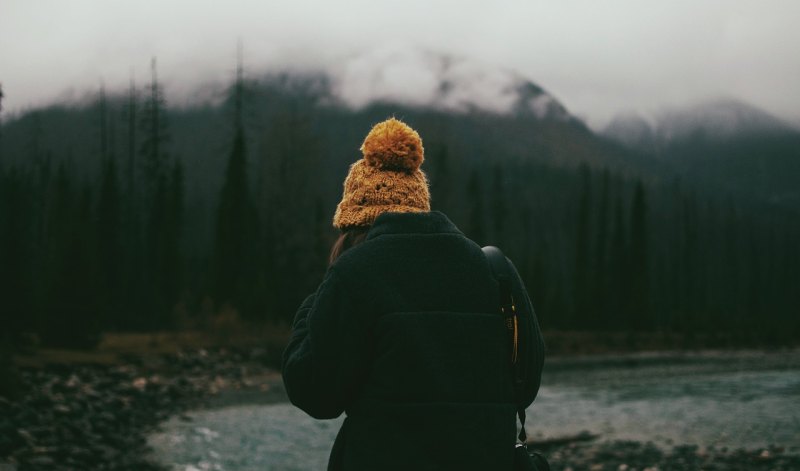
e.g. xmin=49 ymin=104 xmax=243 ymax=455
xmin=328 ymin=43 xmax=570 ymax=119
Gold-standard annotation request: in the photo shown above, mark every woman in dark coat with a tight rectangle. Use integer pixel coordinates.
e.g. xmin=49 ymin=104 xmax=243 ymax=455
xmin=282 ymin=118 xmax=545 ymax=471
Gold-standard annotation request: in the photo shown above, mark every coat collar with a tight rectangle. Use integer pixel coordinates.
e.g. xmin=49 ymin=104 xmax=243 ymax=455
xmin=366 ymin=210 xmax=463 ymax=240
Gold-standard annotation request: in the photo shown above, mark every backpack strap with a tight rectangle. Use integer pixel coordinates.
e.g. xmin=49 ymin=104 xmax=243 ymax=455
xmin=482 ymin=245 xmax=528 ymax=444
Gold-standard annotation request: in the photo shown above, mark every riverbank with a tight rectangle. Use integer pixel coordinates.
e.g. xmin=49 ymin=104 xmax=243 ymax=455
xmin=529 ymin=439 xmax=800 ymax=471
xmin=3 ymin=342 xmax=799 ymax=470
xmin=1 ymin=347 xmax=281 ymax=470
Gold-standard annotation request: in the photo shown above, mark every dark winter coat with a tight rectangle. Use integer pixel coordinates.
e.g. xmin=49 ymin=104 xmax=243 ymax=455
xmin=282 ymin=210 xmax=545 ymax=471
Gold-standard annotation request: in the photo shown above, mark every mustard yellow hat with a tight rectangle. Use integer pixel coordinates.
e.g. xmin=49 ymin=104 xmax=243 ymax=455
xmin=333 ymin=118 xmax=431 ymax=229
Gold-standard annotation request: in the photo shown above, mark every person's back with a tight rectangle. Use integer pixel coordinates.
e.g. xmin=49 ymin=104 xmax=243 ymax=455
xmin=282 ymin=118 xmax=545 ymax=470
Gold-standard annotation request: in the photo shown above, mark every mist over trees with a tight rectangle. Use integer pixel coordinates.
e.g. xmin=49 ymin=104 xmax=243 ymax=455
xmin=0 ymin=62 xmax=798 ymax=351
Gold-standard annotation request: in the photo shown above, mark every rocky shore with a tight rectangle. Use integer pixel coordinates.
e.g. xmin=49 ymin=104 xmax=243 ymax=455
xmin=3 ymin=347 xmax=798 ymax=470
xmin=529 ymin=439 xmax=800 ymax=471
xmin=0 ymin=348 xmax=281 ymax=471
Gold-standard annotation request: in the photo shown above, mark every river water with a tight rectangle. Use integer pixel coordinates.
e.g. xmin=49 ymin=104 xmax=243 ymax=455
xmin=149 ymin=349 xmax=800 ymax=471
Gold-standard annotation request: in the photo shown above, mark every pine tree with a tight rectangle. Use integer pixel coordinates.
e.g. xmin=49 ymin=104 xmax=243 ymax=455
xmin=429 ymin=143 xmax=452 ymax=213
xmin=120 ymin=73 xmax=143 ymax=329
xmin=97 ymin=155 xmax=120 ymax=326
xmin=680 ymin=194 xmax=699 ymax=330
xmin=144 ymin=161 xmax=184 ymax=326
xmin=96 ymin=86 xmax=122 ymax=329
xmin=137 ymin=58 xmax=174 ymax=327
xmin=0 ymin=167 xmax=33 ymax=345
xmin=213 ymin=45 xmax=258 ymax=314
xmin=41 ymin=166 xmax=102 ymax=347
xmin=257 ymin=84 xmax=322 ymax=322
xmin=609 ymin=195 xmax=627 ymax=330
xmin=628 ymin=181 xmax=649 ymax=329
xmin=594 ymin=169 xmax=610 ymax=321
xmin=491 ymin=164 xmax=507 ymax=245
xmin=313 ymin=197 xmax=330 ymax=271
xmin=214 ymin=125 xmax=257 ymax=311
xmin=467 ymin=169 xmax=487 ymax=245
xmin=0 ymin=82 xmax=4 ymax=164
xmin=164 ymin=159 xmax=184 ymax=306
xmin=574 ymin=164 xmax=592 ymax=326
xmin=124 ymin=73 xmax=138 ymax=199
xmin=139 ymin=58 xmax=170 ymax=198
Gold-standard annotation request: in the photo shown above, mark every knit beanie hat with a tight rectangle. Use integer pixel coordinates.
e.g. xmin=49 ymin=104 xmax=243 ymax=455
xmin=333 ymin=118 xmax=431 ymax=229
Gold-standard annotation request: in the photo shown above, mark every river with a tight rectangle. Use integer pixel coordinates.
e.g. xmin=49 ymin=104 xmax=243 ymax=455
xmin=148 ymin=349 xmax=800 ymax=471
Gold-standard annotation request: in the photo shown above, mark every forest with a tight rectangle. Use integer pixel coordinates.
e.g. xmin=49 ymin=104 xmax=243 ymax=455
xmin=1 ymin=61 xmax=799 ymax=353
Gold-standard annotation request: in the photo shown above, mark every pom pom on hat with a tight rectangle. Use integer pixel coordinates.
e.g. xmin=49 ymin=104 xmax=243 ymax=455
xmin=361 ymin=118 xmax=424 ymax=171
xmin=333 ymin=118 xmax=431 ymax=229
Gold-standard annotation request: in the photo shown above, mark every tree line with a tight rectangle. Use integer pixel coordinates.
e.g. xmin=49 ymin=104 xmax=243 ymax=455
xmin=1 ymin=68 xmax=798 ymax=352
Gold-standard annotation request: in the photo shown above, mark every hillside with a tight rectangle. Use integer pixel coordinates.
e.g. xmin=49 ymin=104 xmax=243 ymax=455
xmin=602 ymin=99 xmax=800 ymax=209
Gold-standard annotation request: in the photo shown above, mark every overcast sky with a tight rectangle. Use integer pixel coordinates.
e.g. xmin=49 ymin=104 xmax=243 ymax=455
xmin=1 ymin=0 xmax=798 ymax=129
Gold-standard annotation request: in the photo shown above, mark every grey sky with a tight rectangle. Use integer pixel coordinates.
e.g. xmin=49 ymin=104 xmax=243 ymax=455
xmin=1 ymin=0 xmax=798 ymax=129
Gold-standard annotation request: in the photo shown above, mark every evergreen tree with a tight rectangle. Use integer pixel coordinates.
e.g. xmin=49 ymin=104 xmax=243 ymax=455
xmin=97 ymin=145 xmax=121 ymax=326
xmin=41 ymin=167 xmax=102 ymax=347
xmin=609 ymin=195 xmax=627 ymax=329
xmin=722 ymin=203 xmax=742 ymax=330
xmin=139 ymin=58 xmax=170 ymax=198
xmin=491 ymin=164 xmax=507 ymax=244
xmin=0 ymin=82 xmax=4 ymax=163
xmin=594 ymin=169 xmax=610 ymax=321
xmin=214 ymin=125 xmax=257 ymax=312
xmin=213 ymin=49 xmax=258 ymax=315
xmin=165 ymin=160 xmax=185 ymax=303
xmin=125 ymin=74 xmax=138 ymax=199
xmin=145 ymin=161 xmax=184 ymax=325
xmin=96 ymin=87 xmax=122 ymax=329
xmin=0 ymin=168 xmax=33 ymax=342
xmin=137 ymin=57 xmax=175 ymax=327
xmin=313 ymin=197 xmax=331 ymax=271
xmin=574 ymin=164 xmax=592 ymax=326
xmin=680 ymin=194 xmax=700 ymax=330
xmin=466 ymin=169 xmax=487 ymax=245
xmin=120 ymin=73 xmax=144 ymax=329
xmin=628 ymin=181 xmax=649 ymax=329
xmin=429 ymin=143 xmax=452 ymax=214
xmin=257 ymin=98 xmax=321 ymax=321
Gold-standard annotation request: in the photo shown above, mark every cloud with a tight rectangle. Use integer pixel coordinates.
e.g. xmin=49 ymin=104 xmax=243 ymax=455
xmin=1 ymin=0 xmax=799 ymax=129
xmin=330 ymin=43 xmax=526 ymax=114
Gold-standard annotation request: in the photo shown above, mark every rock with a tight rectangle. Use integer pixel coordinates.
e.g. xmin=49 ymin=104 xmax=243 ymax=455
xmin=26 ymin=455 xmax=55 ymax=467
xmin=2 ymin=347 xmax=282 ymax=470
xmin=132 ymin=377 xmax=148 ymax=391
xmin=16 ymin=430 xmax=35 ymax=447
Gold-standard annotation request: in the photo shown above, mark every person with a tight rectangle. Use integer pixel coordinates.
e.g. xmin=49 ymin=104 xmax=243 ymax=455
xmin=282 ymin=118 xmax=545 ymax=471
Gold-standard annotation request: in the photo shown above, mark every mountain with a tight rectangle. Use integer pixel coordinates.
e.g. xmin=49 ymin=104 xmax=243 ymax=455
xmin=603 ymin=98 xmax=797 ymax=151
xmin=7 ymin=50 xmax=798 ymax=222
xmin=0 ymin=49 xmax=658 ymax=187
xmin=602 ymin=112 xmax=657 ymax=153
xmin=327 ymin=45 xmax=576 ymax=123
xmin=602 ymin=99 xmax=800 ymax=209
xmin=656 ymin=98 xmax=795 ymax=142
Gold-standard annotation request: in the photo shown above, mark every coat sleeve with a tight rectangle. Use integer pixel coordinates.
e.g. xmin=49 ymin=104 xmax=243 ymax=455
xmin=281 ymin=267 xmax=370 ymax=420
xmin=507 ymin=256 xmax=545 ymax=409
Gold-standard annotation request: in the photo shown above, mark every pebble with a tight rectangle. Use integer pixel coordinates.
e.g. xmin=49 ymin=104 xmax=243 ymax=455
xmin=527 ymin=440 xmax=800 ymax=471
xmin=0 ymin=348 xmax=275 ymax=471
